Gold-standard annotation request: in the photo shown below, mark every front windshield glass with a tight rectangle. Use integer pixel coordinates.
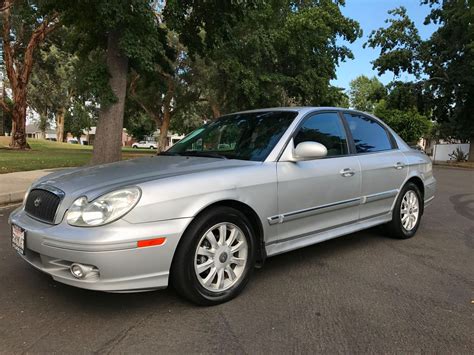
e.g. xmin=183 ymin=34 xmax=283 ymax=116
xmin=167 ymin=111 xmax=298 ymax=161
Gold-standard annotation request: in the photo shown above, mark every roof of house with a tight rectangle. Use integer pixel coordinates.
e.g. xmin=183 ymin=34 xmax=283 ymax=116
xmin=26 ymin=123 xmax=55 ymax=134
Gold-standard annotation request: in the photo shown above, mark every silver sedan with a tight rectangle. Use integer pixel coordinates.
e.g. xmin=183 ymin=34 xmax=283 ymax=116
xmin=9 ymin=107 xmax=436 ymax=305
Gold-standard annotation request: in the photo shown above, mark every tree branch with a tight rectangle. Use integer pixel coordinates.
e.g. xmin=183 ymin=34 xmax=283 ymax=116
xmin=21 ymin=13 xmax=60 ymax=85
xmin=1 ymin=0 xmax=17 ymax=90
xmin=128 ymin=71 xmax=162 ymax=123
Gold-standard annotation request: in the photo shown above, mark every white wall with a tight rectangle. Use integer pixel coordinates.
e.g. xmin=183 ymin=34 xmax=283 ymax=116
xmin=432 ymin=143 xmax=470 ymax=162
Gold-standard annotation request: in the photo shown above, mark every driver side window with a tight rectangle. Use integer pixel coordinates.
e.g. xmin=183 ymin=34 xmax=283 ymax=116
xmin=294 ymin=112 xmax=349 ymax=156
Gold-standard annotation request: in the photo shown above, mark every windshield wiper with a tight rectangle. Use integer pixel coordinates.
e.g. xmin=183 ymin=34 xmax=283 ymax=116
xmin=157 ymin=151 xmax=179 ymax=156
xmin=179 ymin=151 xmax=228 ymax=159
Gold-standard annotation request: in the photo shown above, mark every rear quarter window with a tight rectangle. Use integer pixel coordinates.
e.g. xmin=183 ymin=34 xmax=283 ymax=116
xmin=344 ymin=113 xmax=393 ymax=153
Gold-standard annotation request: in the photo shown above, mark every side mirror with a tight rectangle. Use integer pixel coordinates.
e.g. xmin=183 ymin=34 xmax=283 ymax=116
xmin=280 ymin=139 xmax=327 ymax=162
xmin=294 ymin=141 xmax=328 ymax=160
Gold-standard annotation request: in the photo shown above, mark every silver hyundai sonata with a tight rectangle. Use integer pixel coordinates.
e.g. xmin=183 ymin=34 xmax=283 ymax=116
xmin=9 ymin=107 xmax=436 ymax=305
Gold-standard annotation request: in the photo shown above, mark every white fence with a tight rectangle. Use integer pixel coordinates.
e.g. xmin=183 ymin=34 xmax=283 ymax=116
xmin=432 ymin=143 xmax=470 ymax=162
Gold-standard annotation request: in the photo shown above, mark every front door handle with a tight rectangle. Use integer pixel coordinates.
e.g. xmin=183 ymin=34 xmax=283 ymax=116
xmin=394 ymin=162 xmax=405 ymax=170
xmin=340 ymin=168 xmax=355 ymax=177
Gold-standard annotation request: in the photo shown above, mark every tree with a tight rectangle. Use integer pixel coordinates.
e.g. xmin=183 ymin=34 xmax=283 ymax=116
xmin=55 ymin=0 xmax=173 ymax=164
xmin=366 ymin=2 xmax=474 ymax=161
xmin=374 ymin=100 xmax=431 ymax=144
xmin=166 ymin=1 xmax=361 ymax=113
xmin=348 ymin=75 xmax=386 ymax=112
xmin=28 ymin=37 xmax=77 ymax=142
xmin=0 ymin=0 xmax=59 ymax=149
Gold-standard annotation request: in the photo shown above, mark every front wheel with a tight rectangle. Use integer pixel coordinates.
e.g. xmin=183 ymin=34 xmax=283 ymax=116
xmin=386 ymin=182 xmax=423 ymax=239
xmin=171 ymin=207 xmax=256 ymax=305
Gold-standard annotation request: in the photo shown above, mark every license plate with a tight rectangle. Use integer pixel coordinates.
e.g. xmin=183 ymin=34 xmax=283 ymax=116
xmin=11 ymin=224 xmax=26 ymax=255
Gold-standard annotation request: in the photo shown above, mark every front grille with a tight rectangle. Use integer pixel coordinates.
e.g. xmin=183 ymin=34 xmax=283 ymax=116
xmin=25 ymin=189 xmax=61 ymax=223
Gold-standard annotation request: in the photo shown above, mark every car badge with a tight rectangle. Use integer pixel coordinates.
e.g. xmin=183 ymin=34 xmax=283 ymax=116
xmin=34 ymin=197 xmax=42 ymax=207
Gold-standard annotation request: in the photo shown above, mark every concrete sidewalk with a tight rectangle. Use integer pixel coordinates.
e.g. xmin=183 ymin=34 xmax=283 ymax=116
xmin=0 ymin=169 xmax=58 ymax=206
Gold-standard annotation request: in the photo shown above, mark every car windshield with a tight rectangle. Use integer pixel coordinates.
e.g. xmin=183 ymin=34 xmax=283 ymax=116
xmin=166 ymin=111 xmax=298 ymax=161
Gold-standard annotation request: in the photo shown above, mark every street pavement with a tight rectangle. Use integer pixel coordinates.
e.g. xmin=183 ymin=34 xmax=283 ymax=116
xmin=0 ymin=167 xmax=472 ymax=353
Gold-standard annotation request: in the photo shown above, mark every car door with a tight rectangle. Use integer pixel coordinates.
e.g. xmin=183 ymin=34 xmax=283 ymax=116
xmin=343 ymin=112 xmax=408 ymax=219
xmin=274 ymin=111 xmax=361 ymax=245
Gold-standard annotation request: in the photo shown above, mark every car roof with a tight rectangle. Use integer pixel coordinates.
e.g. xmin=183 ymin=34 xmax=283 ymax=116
xmin=229 ymin=107 xmax=370 ymax=116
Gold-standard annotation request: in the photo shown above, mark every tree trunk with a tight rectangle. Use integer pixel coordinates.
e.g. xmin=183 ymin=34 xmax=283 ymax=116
xmin=468 ymin=134 xmax=474 ymax=162
xmin=211 ymin=103 xmax=221 ymax=119
xmin=56 ymin=108 xmax=65 ymax=142
xmin=157 ymin=78 xmax=175 ymax=153
xmin=10 ymin=87 xmax=29 ymax=149
xmin=91 ymin=31 xmax=128 ymax=165
xmin=158 ymin=110 xmax=171 ymax=153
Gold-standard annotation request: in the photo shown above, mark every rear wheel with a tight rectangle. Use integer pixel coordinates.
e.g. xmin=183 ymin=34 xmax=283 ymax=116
xmin=171 ymin=207 xmax=256 ymax=305
xmin=386 ymin=182 xmax=423 ymax=239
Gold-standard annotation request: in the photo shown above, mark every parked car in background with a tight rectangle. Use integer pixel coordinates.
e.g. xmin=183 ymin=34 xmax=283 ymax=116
xmin=9 ymin=107 xmax=435 ymax=305
xmin=132 ymin=141 xmax=157 ymax=149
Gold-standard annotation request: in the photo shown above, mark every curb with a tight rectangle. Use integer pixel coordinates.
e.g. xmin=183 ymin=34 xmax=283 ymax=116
xmin=0 ymin=191 xmax=25 ymax=206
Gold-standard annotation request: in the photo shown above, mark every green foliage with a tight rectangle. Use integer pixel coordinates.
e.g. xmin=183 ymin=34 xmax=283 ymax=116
xmin=125 ymin=111 xmax=156 ymax=141
xmin=366 ymin=1 xmax=474 ymax=146
xmin=349 ymin=75 xmax=386 ymax=112
xmin=64 ymin=100 xmax=97 ymax=140
xmin=365 ymin=7 xmax=422 ymax=77
xmin=52 ymin=0 xmax=174 ymax=107
xmin=166 ymin=1 xmax=362 ymax=112
xmin=374 ymin=100 xmax=431 ymax=144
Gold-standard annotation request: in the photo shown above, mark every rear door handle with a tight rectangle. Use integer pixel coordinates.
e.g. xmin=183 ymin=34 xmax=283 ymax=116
xmin=394 ymin=162 xmax=405 ymax=170
xmin=340 ymin=168 xmax=355 ymax=177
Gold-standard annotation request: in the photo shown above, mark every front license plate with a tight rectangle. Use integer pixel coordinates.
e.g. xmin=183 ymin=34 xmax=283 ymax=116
xmin=12 ymin=224 xmax=26 ymax=255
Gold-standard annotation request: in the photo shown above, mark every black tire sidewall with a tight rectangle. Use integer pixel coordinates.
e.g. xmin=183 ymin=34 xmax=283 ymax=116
xmin=172 ymin=207 xmax=257 ymax=305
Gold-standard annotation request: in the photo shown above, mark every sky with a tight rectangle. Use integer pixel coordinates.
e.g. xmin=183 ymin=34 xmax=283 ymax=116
xmin=332 ymin=0 xmax=439 ymax=91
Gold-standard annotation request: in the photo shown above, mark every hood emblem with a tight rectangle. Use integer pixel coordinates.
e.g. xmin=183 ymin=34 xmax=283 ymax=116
xmin=34 ymin=197 xmax=42 ymax=207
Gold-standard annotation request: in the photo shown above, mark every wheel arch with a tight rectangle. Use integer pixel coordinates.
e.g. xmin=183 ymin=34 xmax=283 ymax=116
xmin=172 ymin=199 xmax=267 ymax=270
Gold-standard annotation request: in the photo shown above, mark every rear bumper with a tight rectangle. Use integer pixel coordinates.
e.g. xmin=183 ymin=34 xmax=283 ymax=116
xmin=9 ymin=208 xmax=191 ymax=292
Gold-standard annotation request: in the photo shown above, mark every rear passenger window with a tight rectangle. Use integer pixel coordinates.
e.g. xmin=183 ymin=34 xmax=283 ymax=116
xmin=294 ymin=112 xmax=348 ymax=156
xmin=344 ymin=113 xmax=392 ymax=153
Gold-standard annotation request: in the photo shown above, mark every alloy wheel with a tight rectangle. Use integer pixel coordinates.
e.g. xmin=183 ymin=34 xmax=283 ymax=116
xmin=400 ymin=190 xmax=420 ymax=231
xmin=194 ymin=222 xmax=248 ymax=292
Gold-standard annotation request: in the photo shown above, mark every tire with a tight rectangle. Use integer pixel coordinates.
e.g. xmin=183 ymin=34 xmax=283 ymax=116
xmin=150 ymin=146 xmax=154 ymax=150
xmin=386 ymin=182 xmax=423 ymax=239
xmin=132 ymin=145 xmax=137 ymax=149
xmin=171 ymin=206 xmax=257 ymax=306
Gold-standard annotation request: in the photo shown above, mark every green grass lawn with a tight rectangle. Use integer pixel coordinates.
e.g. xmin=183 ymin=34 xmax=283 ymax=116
xmin=0 ymin=136 xmax=155 ymax=174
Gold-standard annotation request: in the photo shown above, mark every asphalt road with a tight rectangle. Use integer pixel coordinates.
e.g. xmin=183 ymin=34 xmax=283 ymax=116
xmin=0 ymin=167 xmax=472 ymax=354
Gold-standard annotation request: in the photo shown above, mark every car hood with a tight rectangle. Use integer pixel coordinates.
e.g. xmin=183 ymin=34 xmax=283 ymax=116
xmin=33 ymin=156 xmax=259 ymax=198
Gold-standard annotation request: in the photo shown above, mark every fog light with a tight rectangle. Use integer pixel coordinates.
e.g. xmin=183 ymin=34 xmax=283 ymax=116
xmin=70 ymin=263 xmax=95 ymax=279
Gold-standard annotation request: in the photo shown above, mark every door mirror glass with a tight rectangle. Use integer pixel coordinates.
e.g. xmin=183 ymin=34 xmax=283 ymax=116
xmin=294 ymin=141 xmax=327 ymax=160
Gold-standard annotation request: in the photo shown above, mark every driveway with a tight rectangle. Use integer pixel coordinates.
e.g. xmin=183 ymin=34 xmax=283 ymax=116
xmin=0 ymin=167 xmax=472 ymax=353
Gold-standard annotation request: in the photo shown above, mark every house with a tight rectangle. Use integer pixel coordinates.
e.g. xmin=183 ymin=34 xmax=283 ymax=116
xmin=25 ymin=123 xmax=57 ymax=140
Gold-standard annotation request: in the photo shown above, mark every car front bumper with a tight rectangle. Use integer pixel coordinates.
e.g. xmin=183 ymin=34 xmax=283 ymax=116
xmin=8 ymin=207 xmax=191 ymax=292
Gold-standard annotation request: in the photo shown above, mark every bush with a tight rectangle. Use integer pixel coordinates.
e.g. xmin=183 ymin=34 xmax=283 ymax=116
xmin=448 ymin=147 xmax=469 ymax=162
xmin=374 ymin=100 xmax=431 ymax=144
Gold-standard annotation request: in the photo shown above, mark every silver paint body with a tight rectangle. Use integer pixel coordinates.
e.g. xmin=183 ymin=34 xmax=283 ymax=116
xmin=9 ymin=107 xmax=436 ymax=292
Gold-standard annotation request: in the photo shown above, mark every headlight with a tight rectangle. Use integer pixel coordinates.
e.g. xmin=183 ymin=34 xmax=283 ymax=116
xmin=66 ymin=187 xmax=141 ymax=227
